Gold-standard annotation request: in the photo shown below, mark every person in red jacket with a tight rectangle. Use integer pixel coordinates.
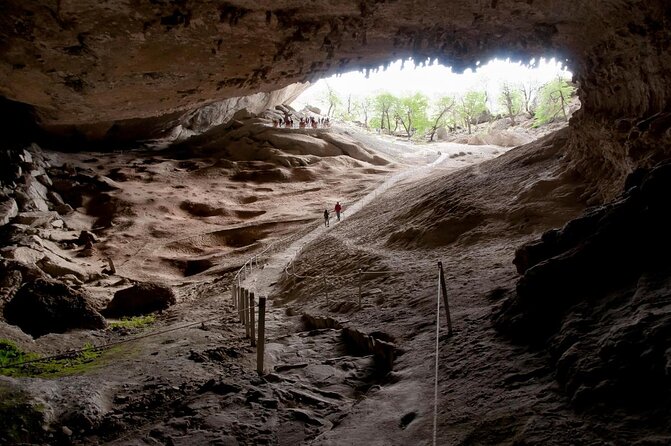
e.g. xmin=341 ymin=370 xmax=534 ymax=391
xmin=334 ymin=201 xmax=342 ymax=221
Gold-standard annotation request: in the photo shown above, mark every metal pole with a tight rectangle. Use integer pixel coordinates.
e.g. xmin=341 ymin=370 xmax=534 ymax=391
xmin=438 ymin=262 xmax=453 ymax=336
xmin=257 ymin=297 xmax=266 ymax=375
xmin=249 ymin=292 xmax=256 ymax=347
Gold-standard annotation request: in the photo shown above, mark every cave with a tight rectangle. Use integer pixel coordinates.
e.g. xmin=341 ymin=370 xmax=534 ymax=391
xmin=1 ymin=1 xmax=670 ymax=445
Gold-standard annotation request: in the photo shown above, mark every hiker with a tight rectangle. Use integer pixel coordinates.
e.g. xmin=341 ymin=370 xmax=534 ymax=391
xmin=323 ymin=209 xmax=330 ymax=227
xmin=334 ymin=201 xmax=342 ymax=221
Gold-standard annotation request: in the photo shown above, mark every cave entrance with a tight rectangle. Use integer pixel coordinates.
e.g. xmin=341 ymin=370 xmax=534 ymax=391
xmin=291 ymin=57 xmax=579 ymax=147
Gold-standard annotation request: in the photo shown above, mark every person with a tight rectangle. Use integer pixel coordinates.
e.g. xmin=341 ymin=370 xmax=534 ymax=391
xmin=334 ymin=201 xmax=342 ymax=221
xmin=323 ymin=209 xmax=330 ymax=227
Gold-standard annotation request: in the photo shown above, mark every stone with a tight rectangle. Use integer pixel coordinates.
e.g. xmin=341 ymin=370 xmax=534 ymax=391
xmin=435 ymin=127 xmax=448 ymax=140
xmin=22 ymin=175 xmax=50 ymax=212
xmin=20 ymin=149 xmax=33 ymax=165
xmin=55 ymin=204 xmax=74 ymax=215
xmin=0 ymin=197 xmax=18 ymax=226
xmin=15 ymin=211 xmax=59 ymax=227
xmin=103 ymin=282 xmax=176 ymax=317
xmin=76 ymin=231 xmax=97 ymax=250
xmin=37 ymin=252 xmax=90 ymax=281
xmin=2 ymin=246 xmax=45 ymax=265
xmin=36 ymin=173 xmax=52 ymax=187
xmin=3 ymin=278 xmax=106 ymax=337
xmin=47 ymin=191 xmax=65 ymax=206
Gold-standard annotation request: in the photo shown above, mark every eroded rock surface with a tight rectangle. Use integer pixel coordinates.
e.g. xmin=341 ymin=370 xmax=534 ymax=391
xmin=494 ymin=161 xmax=671 ymax=412
xmin=4 ymin=278 xmax=106 ymax=337
xmin=104 ymin=282 xmax=177 ymax=318
xmin=1 ymin=1 xmax=670 ymax=199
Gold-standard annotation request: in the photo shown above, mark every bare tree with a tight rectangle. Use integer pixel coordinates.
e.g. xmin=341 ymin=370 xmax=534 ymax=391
xmin=498 ymin=84 xmax=522 ymax=125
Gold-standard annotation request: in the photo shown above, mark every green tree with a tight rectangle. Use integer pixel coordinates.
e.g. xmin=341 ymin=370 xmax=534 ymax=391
xmin=534 ymin=77 xmax=575 ymax=126
xmin=372 ymin=92 xmax=397 ymax=132
xmin=427 ymin=95 xmax=456 ymax=141
xmin=458 ymin=91 xmax=487 ymax=134
xmin=498 ymin=84 xmax=523 ymax=125
xmin=393 ymin=93 xmax=429 ymax=139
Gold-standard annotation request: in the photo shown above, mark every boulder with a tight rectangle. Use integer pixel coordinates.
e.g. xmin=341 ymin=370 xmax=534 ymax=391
xmin=20 ymin=149 xmax=33 ymax=165
xmin=435 ymin=127 xmax=448 ymax=140
xmin=3 ymin=278 xmax=106 ymax=337
xmin=0 ymin=197 xmax=18 ymax=226
xmin=104 ymin=282 xmax=176 ymax=317
xmin=47 ymin=190 xmax=65 ymax=206
xmin=21 ymin=175 xmax=49 ymax=212
xmin=37 ymin=252 xmax=90 ymax=281
xmin=14 ymin=211 xmax=59 ymax=228
xmin=2 ymin=246 xmax=45 ymax=265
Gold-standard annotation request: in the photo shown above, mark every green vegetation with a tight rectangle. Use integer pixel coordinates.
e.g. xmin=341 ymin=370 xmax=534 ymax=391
xmin=458 ymin=91 xmax=488 ymax=134
xmin=427 ymin=95 xmax=456 ymax=141
xmin=498 ymin=83 xmax=523 ymax=125
xmin=108 ymin=314 xmax=156 ymax=330
xmin=533 ymin=77 xmax=576 ymax=126
xmin=0 ymin=338 xmax=115 ymax=378
xmin=306 ymin=73 xmax=576 ymax=140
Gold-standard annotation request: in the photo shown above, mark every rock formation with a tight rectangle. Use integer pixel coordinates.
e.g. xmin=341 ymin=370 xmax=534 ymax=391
xmin=494 ymin=161 xmax=671 ymax=410
xmin=1 ymin=1 xmax=669 ymax=198
xmin=103 ymin=282 xmax=176 ymax=318
xmin=4 ymin=278 xmax=106 ymax=337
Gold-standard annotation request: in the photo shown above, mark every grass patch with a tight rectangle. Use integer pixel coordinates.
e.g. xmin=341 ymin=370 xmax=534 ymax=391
xmin=108 ymin=314 xmax=156 ymax=330
xmin=0 ymin=339 xmax=122 ymax=378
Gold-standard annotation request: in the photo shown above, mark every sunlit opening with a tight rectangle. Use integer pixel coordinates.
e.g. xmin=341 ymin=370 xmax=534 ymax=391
xmin=291 ymin=57 xmax=578 ymax=144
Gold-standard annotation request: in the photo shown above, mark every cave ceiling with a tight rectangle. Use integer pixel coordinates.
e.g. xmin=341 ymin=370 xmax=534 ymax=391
xmin=1 ymin=0 xmax=670 ymax=194
xmin=0 ymin=1 xmax=655 ymax=127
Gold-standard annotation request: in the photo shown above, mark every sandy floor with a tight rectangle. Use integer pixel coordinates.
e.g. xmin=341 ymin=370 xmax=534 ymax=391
xmin=4 ymin=123 xmax=630 ymax=445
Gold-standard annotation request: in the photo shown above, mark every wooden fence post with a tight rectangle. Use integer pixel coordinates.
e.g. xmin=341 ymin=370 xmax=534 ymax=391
xmin=244 ymin=289 xmax=250 ymax=338
xmin=249 ymin=292 xmax=256 ymax=347
xmin=438 ymin=262 xmax=453 ymax=336
xmin=257 ymin=296 xmax=266 ymax=375
xmin=239 ymin=288 xmax=244 ymax=323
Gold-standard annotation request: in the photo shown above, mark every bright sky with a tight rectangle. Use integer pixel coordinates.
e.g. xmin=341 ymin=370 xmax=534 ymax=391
xmin=292 ymin=57 xmax=573 ymax=114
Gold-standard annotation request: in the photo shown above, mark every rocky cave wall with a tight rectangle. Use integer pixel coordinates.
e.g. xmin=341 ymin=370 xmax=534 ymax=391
xmin=0 ymin=0 xmax=670 ymax=193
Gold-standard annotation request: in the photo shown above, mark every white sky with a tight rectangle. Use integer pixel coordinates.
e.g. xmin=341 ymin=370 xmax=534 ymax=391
xmin=292 ymin=57 xmax=573 ymax=114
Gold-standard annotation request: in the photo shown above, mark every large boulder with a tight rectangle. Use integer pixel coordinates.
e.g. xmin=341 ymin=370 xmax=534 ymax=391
xmin=104 ymin=282 xmax=176 ymax=318
xmin=4 ymin=278 xmax=106 ymax=337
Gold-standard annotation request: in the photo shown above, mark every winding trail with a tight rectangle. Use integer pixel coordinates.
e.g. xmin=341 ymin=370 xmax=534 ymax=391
xmin=240 ymin=152 xmax=449 ymax=299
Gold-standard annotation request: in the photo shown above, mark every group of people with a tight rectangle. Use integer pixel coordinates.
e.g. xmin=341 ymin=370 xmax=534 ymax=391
xmin=323 ymin=201 xmax=342 ymax=227
xmin=272 ymin=116 xmax=330 ymax=129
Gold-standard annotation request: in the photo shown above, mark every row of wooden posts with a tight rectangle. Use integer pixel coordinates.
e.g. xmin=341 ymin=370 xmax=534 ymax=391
xmin=231 ymin=283 xmax=266 ymax=374
xmin=230 ymin=260 xmax=453 ymax=375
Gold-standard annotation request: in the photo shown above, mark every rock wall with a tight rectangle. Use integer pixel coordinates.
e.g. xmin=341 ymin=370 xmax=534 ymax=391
xmin=0 ymin=1 xmax=670 ymax=195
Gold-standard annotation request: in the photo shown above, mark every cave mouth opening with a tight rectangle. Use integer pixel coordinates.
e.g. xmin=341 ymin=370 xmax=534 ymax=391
xmin=292 ymin=56 xmax=579 ymax=144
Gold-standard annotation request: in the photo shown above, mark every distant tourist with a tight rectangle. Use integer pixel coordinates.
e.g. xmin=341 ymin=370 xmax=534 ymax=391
xmin=323 ymin=209 xmax=330 ymax=227
xmin=334 ymin=201 xmax=342 ymax=221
